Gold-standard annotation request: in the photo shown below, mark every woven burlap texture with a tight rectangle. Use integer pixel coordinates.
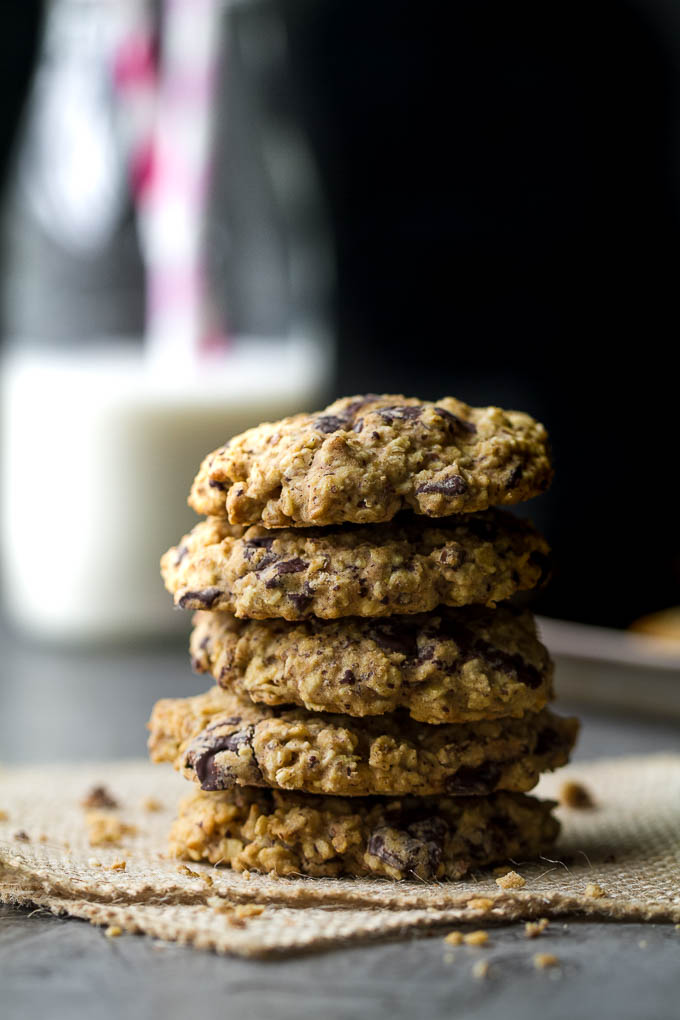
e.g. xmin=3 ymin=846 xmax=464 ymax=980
xmin=2 ymin=754 xmax=679 ymax=957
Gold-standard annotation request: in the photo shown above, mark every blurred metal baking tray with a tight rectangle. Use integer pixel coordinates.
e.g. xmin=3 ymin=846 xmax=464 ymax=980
xmin=537 ymin=616 xmax=680 ymax=718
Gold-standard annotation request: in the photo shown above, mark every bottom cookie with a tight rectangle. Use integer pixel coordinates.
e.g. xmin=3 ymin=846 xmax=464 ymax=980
xmin=168 ymin=786 xmax=559 ymax=881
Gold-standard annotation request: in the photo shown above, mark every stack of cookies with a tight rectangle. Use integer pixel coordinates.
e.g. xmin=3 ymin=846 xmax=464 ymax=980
xmin=149 ymin=394 xmax=578 ymax=881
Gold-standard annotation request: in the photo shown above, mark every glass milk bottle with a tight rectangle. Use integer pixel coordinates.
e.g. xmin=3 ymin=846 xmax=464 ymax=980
xmin=1 ymin=0 xmax=333 ymax=641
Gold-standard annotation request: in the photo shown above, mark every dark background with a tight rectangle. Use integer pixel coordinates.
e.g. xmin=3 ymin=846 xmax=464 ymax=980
xmin=1 ymin=0 xmax=678 ymax=629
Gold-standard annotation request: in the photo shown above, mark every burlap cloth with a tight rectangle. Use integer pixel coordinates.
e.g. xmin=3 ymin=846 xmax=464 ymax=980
xmin=2 ymin=754 xmax=679 ymax=956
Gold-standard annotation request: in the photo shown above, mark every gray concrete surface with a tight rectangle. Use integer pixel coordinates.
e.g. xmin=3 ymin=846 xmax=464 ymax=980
xmin=1 ymin=620 xmax=680 ymax=1020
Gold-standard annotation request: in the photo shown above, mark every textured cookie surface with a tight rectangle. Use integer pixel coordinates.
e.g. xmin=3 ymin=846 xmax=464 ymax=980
xmin=163 ymin=510 xmax=550 ymax=619
xmin=148 ymin=688 xmax=577 ymax=798
xmin=189 ymin=394 xmax=552 ymax=527
xmin=190 ymin=606 xmax=554 ymax=724
xmin=169 ymin=786 xmax=559 ymax=881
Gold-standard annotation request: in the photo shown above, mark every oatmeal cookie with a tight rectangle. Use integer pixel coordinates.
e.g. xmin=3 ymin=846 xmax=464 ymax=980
xmin=162 ymin=510 xmax=550 ymax=619
xmin=169 ymin=786 xmax=559 ymax=881
xmin=148 ymin=688 xmax=578 ymax=798
xmin=189 ymin=394 xmax=552 ymax=527
xmin=190 ymin=606 xmax=553 ymax=723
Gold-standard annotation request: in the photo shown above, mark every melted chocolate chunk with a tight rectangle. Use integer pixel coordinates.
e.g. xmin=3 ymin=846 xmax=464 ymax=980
xmin=377 ymin=405 xmax=422 ymax=424
xmin=445 ymin=762 xmax=502 ymax=795
xmin=256 ymin=552 xmax=280 ymax=574
xmin=340 ymin=669 xmax=357 ymax=685
xmin=506 ymin=464 xmax=523 ymax=490
xmin=178 ymin=587 xmax=222 ymax=609
xmin=314 ymin=414 xmax=351 ymax=434
xmin=190 ymin=726 xmax=256 ymax=791
xmin=407 ymin=816 xmax=448 ymax=844
xmin=287 ymin=593 xmax=312 ymax=613
xmin=274 ymin=557 xmax=308 ymax=575
xmin=367 ymin=827 xmax=440 ymax=878
xmin=432 ymin=406 xmax=477 ymax=434
xmin=416 ymin=475 xmax=468 ymax=496
xmin=208 ymin=479 xmax=228 ymax=492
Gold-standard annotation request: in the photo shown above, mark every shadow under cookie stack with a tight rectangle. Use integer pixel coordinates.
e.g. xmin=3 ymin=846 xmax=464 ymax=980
xmin=150 ymin=394 xmax=578 ymax=882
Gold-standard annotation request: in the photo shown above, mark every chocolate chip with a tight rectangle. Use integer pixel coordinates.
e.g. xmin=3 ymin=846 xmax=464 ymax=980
xmin=274 ymin=557 xmax=307 ymax=575
xmin=178 ymin=587 xmax=222 ymax=609
xmin=191 ymin=726 xmax=255 ymax=791
xmin=314 ymin=414 xmax=351 ymax=434
xmin=256 ymin=552 xmax=280 ymax=574
xmin=340 ymin=669 xmax=357 ymax=685
xmin=506 ymin=464 xmax=523 ymax=490
xmin=377 ymin=405 xmax=422 ymax=424
xmin=208 ymin=479 xmax=228 ymax=491
xmin=244 ymin=536 xmax=275 ymax=556
xmin=287 ymin=593 xmax=312 ymax=613
xmin=367 ymin=826 xmax=440 ymax=879
xmin=432 ymin=406 xmax=477 ymax=433
xmin=437 ymin=617 xmax=544 ymax=690
xmin=446 ymin=762 xmax=502 ymax=795
xmin=416 ymin=475 xmax=468 ymax=496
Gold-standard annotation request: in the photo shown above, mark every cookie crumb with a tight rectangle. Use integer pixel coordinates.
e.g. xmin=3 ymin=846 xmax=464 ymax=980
xmin=176 ymin=864 xmax=201 ymax=879
xmin=467 ymin=897 xmax=494 ymax=910
xmin=86 ymin=811 xmax=137 ymax=847
xmin=534 ymin=953 xmax=559 ymax=969
xmin=0 ymin=809 xmax=8 ymax=821
xmin=444 ymin=931 xmax=463 ymax=946
xmin=585 ymin=882 xmax=606 ymax=899
xmin=82 ymin=786 xmax=119 ymax=810
xmin=496 ymin=869 xmax=525 ymax=890
xmin=13 ymin=830 xmax=29 ymax=842
xmin=525 ymin=918 xmax=549 ymax=938
xmin=464 ymin=930 xmax=489 ymax=947
xmin=87 ymin=857 xmax=102 ymax=868
xmin=39 ymin=834 xmax=48 ymax=843
xmin=142 ymin=797 xmax=162 ymax=812
xmin=108 ymin=859 xmax=126 ymax=871
xmin=105 ymin=926 xmax=122 ymax=938
xmin=235 ymin=904 xmax=264 ymax=919
xmin=560 ymin=780 xmax=595 ymax=809
xmin=472 ymin=960 xmax=490 ymax=980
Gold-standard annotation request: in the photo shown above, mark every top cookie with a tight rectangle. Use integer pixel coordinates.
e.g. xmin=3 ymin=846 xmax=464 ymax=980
xmin=189 ymin=394 xmax=552 ymax=528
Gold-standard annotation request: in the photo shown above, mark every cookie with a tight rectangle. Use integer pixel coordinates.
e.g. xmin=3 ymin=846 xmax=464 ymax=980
xmin=148 ymin=687 xmax=578 ymax=798
xmin=169 ymin=786 xmax=559 ymax=881
xmin=189 ymin=394 xmax=552 ymax=527
xmin=162 ymin=510 xmax=550 ymax=619
xmin=190 ymin=606 xmax=554 ymax=723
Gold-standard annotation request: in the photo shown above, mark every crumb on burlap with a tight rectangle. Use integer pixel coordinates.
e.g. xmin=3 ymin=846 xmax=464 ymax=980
xmin=560 ymin=780 xmax=595 ymax=809
xmin=87 ymin=857 xmax=102 ymax=868
xmin=525 ymin=918 xmax=550 ymax=938
xmin=177 ymin=864 xmax=201 ymax=879
xmin=0 ymin=809 xmax=8 ymax=821
xmin=13 ymin=830 xmax=29 ymax=842
xmin=82 ymin=785 xmax=119 ymax=810
xmin=86 ymin=811 xmax=137 ymax=847
xmin=108 ymin=859 xmax=126 ymax=871
xmin=105 ymin=926 xmax=122 ymax=938
xmin=534 ymin=953 xmax=559 ymax=969
xmin=207 ymin=899 xmax=265 ymax=926
xmin=142 ymin=797 xmax=162 ymax=812
xmin=39 ymin=834 xmax=48 ymax=843
xmin=444 ymin=931 xmax=463 ymax=946
xmin=585 ymin=882 xmax=607 ymax=899
xmin=467 ymin=897 xmax=495 ymax=910
xmin=464 ymin=930 xmax=489 ymax=947
xmin=495 ymin=869 xmax=525 ymax=890
xmin=472 ymin=960 xmax=490 ymax=980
